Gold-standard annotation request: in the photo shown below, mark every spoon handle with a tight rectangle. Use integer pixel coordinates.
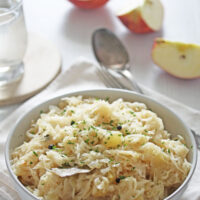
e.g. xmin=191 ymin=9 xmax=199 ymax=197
xmin=118 ymin=69 xmax=143 ymax=94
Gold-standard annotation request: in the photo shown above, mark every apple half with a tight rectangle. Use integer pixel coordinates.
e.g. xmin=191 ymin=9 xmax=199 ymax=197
xmin=152 ymin=38 xmax=200 ymax=79
xmin=68 ymin=0 xmax=109 ymax=9
xmin=117 ymin=0 xmax=164 ymax=33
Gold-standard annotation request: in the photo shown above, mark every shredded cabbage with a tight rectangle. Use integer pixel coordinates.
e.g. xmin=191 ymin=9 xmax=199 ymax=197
xmin=11 ymin=96 xmax=191 ymax=200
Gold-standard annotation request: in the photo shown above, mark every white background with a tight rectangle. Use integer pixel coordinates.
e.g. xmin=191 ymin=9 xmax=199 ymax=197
xmin=0 ymin=0 xmax=200 ymax=120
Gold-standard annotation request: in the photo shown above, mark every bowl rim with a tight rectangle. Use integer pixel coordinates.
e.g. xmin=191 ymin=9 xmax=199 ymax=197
xmin=5 ymin=88 xmax=198 ymax=200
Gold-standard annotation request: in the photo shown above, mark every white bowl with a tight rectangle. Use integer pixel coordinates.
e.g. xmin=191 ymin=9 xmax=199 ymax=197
xmin=5 ymin=89 xmax=197 ymax=200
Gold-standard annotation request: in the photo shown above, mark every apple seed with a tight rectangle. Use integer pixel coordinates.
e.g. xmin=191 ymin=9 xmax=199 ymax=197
xmin=180 ymin=55 xmax=186 ymax=59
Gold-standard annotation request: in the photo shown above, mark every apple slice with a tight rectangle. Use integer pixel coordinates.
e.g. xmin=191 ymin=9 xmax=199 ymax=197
xmin=152 ymin=38 xmax=200 ymax=79
xmin=117 ymin=0 xmax=164 ymax=33
xmin=68 ymin=0 xmax=109 ymax=9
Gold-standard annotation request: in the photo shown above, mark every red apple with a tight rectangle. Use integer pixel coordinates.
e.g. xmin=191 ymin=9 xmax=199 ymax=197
xmin=68 ymin=0 xmax=109 ymax=9
xmin=152 ymin=38 xmax=200 ymax=79
xmin=117 ymin=0 xmax=164 ymax=34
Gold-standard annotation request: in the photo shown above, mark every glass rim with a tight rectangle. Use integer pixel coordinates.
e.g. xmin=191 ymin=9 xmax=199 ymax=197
xmin=0 ymin=0 xmax=23 ymax=17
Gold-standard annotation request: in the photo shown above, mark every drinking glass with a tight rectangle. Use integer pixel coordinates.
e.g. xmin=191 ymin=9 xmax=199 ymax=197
xmin=0 ymin=0 xmax=27 ymax=86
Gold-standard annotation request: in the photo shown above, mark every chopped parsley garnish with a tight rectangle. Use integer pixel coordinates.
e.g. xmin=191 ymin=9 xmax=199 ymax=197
xmin=94 ymin=132 xmax=98 ymax=137
xmin=61 ymin=109 xmax=66 ymax=115
xmin=67 ymin=141 xmax=75 ymax=144
xmin=168 ymin=149 xmax=171 ymax=153
xmin=125 ymin=129 xmax=130 ymax=135
xmin=109 ymin=158 xmax=114 ymax=162
xmin=109 ymin=120 xmax=114 ymax=125
xmin=105 ymin=97 xmax=110 ymax=101
xmin=71 ymin=110 xmax=75 ymax=113
xmin=84 ymin=139 xmax=89 ymax=144
xmin=48 ymin=145 xmax=62 ymax=152
xmin=119 ymin=175 xmax=126 ymax=180
xmin=91 ymin=126 xmax=95 ymax=130
xmin=33 ymin=151 xmax=38 ymax=157
xmin=30 ymin=161 xmax=33 ymax=165
xmin=129 ymin=111 xmax=136 ymax=117
xmin=73 ymin=132 xmax=77 ymax=137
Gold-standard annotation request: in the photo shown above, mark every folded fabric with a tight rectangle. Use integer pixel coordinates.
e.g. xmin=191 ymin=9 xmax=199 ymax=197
xmin=0 ymin=58 xmax=199 ymax=200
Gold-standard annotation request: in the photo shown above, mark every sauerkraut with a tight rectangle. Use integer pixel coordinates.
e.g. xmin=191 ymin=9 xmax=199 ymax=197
xmin=11 ymin=96 xmax=191 ymax=200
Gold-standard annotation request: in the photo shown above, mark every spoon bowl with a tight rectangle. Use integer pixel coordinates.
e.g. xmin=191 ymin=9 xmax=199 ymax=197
xmin=92 ymin=28 xmax=143 ymax=93
xmin=92 ymin=28 xmax=129 ymax=71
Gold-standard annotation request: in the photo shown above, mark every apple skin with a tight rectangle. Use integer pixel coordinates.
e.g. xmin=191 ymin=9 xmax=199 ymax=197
xmin=118 ymin=11 xmax=153 ymax=34
xmin=152 ymin=38 xmax=200 ymax=79
xmin=117 ymin=0 xmax=164 ymax=34
xmin=68 ymin=0 xmax=109 ymax=9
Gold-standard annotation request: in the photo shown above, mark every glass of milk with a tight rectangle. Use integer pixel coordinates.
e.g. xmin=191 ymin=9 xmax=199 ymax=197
xmin=0 ymin=0 xmax=27 ymax=86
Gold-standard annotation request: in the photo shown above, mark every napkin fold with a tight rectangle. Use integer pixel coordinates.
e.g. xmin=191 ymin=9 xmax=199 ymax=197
xmin=0 ymin=58 xmax=199 ymax=200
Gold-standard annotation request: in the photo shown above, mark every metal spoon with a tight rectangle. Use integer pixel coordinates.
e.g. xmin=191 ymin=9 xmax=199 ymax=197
xmin=92 ymin=28 xmax=143 ymax=94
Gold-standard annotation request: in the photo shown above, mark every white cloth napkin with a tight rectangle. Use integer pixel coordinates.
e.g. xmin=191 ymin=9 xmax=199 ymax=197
xmin=0 ymin=58 xmax=199 ymax=200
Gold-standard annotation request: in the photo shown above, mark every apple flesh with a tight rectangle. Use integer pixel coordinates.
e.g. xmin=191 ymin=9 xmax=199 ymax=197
xmin=152 ymin=38 xmax=200 ymax=79
xmin=68 ymin=0 xmax=109 ymax=9
xmin=117 ymin=0 xmax=164 ymax=33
